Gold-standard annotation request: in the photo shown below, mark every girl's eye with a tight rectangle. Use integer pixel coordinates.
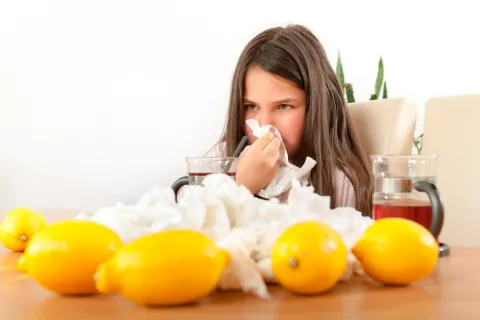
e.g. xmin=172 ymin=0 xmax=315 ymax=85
xmin=244 ymin=104 xmax=258 ymax=111
xmin=278 ymin=104 xmax=293 ymax=110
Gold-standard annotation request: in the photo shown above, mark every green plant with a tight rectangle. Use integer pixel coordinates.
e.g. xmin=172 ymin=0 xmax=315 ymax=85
xmin=335 ymin=52 xmax=423 ymax=154
xmin=335 ymin=52 xmax=387 ymax=103
xmin=413 ymin=133 xmax=423 ymax=154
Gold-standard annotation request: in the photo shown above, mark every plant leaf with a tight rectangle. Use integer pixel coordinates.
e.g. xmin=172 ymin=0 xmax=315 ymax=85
xmin=413 ymin=133 xmax=424 ymax=154
xmin=413 ymin=139 xmax=420 ymax=154
xmin=374 ymin=56 xmax=384 ymax=98
xmin=370 ymin=94 xmax=378 ymax=100
xmin=382 ymin=81 xmax=388 ymax=99
xmin=336 ymin=51 xmax=345 ymax=90
xmin=345 ymin=83 xmax=355 ymax=103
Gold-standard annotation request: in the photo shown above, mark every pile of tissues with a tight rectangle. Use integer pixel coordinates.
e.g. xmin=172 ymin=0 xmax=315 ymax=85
xmin=75 ymin=174 xmax=373 ymax=299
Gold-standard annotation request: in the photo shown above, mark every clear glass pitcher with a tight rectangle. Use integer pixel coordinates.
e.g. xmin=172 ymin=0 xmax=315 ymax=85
xmin=371 ymin=154 xmax=445 ymax=241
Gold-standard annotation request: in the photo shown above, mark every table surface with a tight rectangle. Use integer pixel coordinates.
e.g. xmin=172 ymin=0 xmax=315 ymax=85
xmin=0 ymin=209 xmax=479 ymax=320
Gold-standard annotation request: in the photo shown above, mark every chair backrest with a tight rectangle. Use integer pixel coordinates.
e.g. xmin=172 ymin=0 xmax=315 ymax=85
xmin=422 ymin=94 xmax=480 ymax=247
xmin=347 ymin=97 xmax=418 ymax=157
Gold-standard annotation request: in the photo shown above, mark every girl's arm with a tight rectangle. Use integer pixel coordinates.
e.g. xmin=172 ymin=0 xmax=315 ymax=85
xmin=335 ymin=170 xmax=356 ymax=208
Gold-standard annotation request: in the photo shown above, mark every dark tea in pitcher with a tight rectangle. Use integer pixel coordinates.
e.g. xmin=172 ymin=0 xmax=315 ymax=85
xmin=370 ymin=155 xmax=445 ymax=250
xmin=373 ymin=200 xmax=432 ymax=230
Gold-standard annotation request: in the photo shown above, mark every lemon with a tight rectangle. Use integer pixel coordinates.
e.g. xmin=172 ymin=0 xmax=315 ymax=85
xmin=95 ymin=229 xmax=230 ymax=306
xmin=0 ymin=208 xmax=46 ymax=252
xmin=18 ymin=220 xmax=123 ymax=295
xmin=271 ymin=221 xmax=348 ymax=295
xmin=352 ymin=218 xmax=439 ymax=285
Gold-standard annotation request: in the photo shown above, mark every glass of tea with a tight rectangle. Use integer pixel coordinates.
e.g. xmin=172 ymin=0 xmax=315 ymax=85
xmin=371 ymin=154 xmax=445 ymax=242
xmin=171 ymin=157 xmax=238 ymax=198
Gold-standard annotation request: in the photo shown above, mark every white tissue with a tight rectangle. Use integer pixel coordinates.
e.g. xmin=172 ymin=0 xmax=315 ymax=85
xmin=75 ymin=203 xmax=153 ymax=244
xmin=75 ymin=173 xmax=373 ymax=298
xmin=257 ymin=258 xmax=276 ymax=284
xmin=217 ymin=242 xmax=270 ymax=300
xmin=242 ymin=119 xmax=317 ymax=199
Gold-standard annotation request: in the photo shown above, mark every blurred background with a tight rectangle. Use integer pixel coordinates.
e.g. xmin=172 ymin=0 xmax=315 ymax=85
xmin=0 ymin=0 xmax=478 ymax=212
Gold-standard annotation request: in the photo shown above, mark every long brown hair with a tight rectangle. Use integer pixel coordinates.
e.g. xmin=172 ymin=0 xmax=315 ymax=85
xmin=218 ymin=24 xmax=373 ymax=217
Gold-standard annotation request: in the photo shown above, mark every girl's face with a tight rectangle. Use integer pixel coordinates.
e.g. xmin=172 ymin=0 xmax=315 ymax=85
xmin=243 ymin=66 xmax=306 ymax=157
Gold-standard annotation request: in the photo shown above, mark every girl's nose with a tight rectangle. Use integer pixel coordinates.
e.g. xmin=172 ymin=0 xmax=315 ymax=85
xmin=257 ymin=111 xmax=274 ymax=127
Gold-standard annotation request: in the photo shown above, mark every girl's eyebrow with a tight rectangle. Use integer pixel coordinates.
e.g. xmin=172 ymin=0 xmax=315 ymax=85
xmin=272 ymin=98 xmax=299 ymax=104
xmin=243 ymin=97 xmax=299 ymax=104
xmin=243 ymin=98 xmax=256 ymax=104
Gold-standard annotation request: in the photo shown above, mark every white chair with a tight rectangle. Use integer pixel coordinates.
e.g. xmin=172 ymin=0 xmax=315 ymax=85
xmin=422 ymin=94 xmax=480 ymax=247
xmin=348 ymin=97 xmax=418 ymax=157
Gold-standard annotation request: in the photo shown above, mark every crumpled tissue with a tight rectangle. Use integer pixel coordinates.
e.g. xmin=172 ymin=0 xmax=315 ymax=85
xmin=240 ymin=119 xmax=317 ymax=199
xmin=75 ymin=173 xmax=373 ymax=299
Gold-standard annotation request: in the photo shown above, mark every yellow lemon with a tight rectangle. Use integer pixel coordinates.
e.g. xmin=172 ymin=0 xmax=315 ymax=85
xmin=352 ymin=218 xmax=439 ymax=285
xmin=271 ymin=221 xmax=348 ymax=295
xmin=0 ymin=208 xmax=47 ymax=252
xmin=95 ymin=229 xmax=230 ymax=307
xmin=18 ymin=220 xmax=123 ymax=295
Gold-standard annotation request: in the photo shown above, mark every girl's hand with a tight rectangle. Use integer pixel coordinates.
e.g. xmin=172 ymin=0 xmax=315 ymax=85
xmin=235 ymin=131 xmax=282 ymax=195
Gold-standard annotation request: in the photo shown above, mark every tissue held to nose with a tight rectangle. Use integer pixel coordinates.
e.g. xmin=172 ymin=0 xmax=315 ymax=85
xmin=235 ymin=130 xmax=282 ymax=196
xmin=238 ymin=119 xmax=317 ymax=200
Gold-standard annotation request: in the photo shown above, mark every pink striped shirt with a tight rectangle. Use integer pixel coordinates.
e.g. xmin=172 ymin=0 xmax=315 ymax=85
xmin=206 ymin=142 xmax=356 ymax=208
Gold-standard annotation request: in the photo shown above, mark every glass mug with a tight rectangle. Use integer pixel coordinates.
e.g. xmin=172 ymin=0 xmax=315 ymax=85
xmin=171 ymin=157 xmax=238 ymax=197
xmin=371 ymin=154 xmax=449 ymax=256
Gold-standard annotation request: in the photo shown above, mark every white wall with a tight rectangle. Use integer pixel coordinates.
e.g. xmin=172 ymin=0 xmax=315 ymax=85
xmin=1 ymin=0 xmax=479 ymax=212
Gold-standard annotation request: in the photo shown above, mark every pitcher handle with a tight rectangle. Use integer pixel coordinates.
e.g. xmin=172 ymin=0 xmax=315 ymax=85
xmin=414 ymin=181 xmax=444 ymax=238
xmin=171 ymin=176 xmax=189 ymax=201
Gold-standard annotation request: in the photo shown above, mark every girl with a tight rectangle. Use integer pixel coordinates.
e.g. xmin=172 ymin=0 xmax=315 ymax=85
xmin=208 ymin=24 xmax=373 ymax=217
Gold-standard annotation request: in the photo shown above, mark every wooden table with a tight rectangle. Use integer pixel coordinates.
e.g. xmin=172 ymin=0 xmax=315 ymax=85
xmin=1 ymin=210 xmax=479 ymax=319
